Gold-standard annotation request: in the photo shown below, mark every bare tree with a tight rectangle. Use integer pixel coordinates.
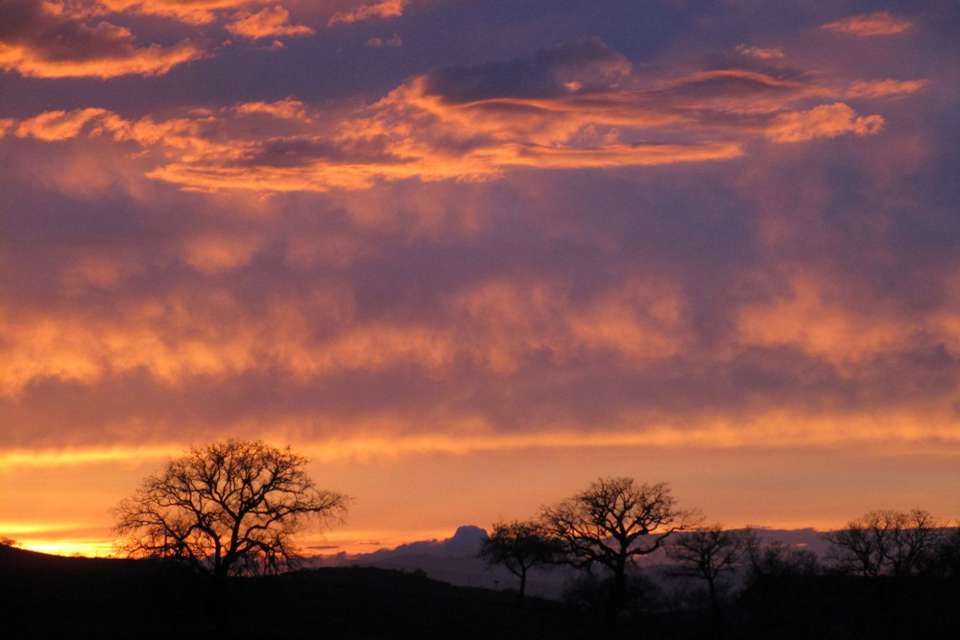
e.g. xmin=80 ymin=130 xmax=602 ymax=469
xmin=479 ymin=520 xmax=559 ymax=599
xmin=743 ymin=533 xmax=820 ymax=580
xmin=667 ymin=524 xmax=746 ymax=627
xmin=541 ymin=477 xmax=698 ymax=625
xmin=824 ymin=509 xmax=941 ymax=577
xmin=931 ymin=523 xmax=960 ymax=578
xmin=114 ymin=439 xmax=348 ymax=581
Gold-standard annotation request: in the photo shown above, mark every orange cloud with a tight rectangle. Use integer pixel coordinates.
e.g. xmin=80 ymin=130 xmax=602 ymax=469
xmin=0 ymin=271 xmax=697 ymax=395
xmin=846 ymin=79 xmax=928 ymax=99
xmin=99 ymin=0 xmax=268 ymax=25
xmin=6 ymin=410 xmax=960 ymax=473
xmin=820 ymin=11 xmax=912 ymax=36
xmin=0 ymin=1 xmax=202 ymax=78
xmin=60 ymin=255 xmax=140 ymax=294
xmin=1 ymin=38 xmax=920 ymax=193
xmin=2 ymin=87 xmax=747 ymax=194
xmin=765 ymin=102 xmax=884 ymax=143
xmin=182 ymin=233 xmax=262 ymax=272
xmin=381 ymin=63 xmax=832 ymax=159
xmin=233 ymin=98 xmax=311 ymax=119
xmin=0 ymin=284 xmax=454 ymax=395
xmin=12 ymin=108 xmax=112 ymax=140
xmin=328 ymin=0 xmax=406 ymax=26
xmin=736 ymin=275 xmax=916 ymax=365
xmin=0 ymin=34 xmax=201 ymax=80
xmin=226 ymin=5 xmax=314 ymax=39
xmin=567 ymin=281 xmax=685 ymax=362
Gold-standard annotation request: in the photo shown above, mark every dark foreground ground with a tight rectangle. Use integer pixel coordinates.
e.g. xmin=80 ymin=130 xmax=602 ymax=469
xmin=2 ymin=544 xmax=959 ymax=639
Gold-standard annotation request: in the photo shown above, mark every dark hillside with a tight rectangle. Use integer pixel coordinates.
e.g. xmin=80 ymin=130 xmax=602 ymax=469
xmin=0 ymin=545 xmax=587 ymax=639
xmin=4 ymin=544 xmax=960 ymax=639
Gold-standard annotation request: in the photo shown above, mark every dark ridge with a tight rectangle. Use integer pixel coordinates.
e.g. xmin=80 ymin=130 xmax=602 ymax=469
xmin=4 ymin=543 xmax=960 ymax=639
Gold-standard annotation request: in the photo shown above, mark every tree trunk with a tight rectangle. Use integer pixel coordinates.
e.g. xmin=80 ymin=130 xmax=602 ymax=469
xmin=708 ymin=577 xmax=722 ymax=640
xmin=519 ymin=568 xmax=527 ymax=600
xmin=209 ymin=571 xmax=229 ymax=633
xmin=607 ymin=560 xmax=626 ymax=631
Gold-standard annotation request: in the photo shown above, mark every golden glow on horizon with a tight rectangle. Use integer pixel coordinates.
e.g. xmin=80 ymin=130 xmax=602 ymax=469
xmin=4 ymin=411 xmax=960 ymax=472
xmin=5 ymin=517 xmax=912 ymax=560
xmin=16 ymin=539 xmax=116 ymax=558
xmin=7 ymin=525 xmax=455 ymax=559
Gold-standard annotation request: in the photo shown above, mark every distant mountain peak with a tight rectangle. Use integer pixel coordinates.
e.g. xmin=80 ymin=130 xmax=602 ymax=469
xmin=445 ymin=525 xmax=488 ymax=554
xmin=451 ymin=525 xmax=488 ymax=541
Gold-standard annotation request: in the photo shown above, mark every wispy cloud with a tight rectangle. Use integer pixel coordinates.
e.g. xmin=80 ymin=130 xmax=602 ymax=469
xmin=765 ymin=102 xmax=884 ymax=142
xmin=846 ymin=78 xmax=928 ymax=99
xmin=735 ymin=44 xmax=784 ymax=60
xmin=820 ymin=11 xmax=912 ymax=36
xmin=99 ymin=0 xmax=271 ymax=25
xmin=2 ymin=39 xmax=900 ymax=194
xmin=328 ymin=0 xmax=406 ymax=27
xmin=225 ymin=5 xmax=314 ymax=40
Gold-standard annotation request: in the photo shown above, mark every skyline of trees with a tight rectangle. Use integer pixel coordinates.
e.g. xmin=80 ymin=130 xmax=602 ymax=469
xmin=7 ymin=437 xmax=950 ymax=629
xmin=3 ymin=441 xmax=956 ymax=638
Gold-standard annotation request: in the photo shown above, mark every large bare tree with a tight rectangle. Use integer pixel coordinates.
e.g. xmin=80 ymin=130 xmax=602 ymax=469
xmin=114 ymin=439 xmax=348 ymax=580
xmin=541 ymin=477 xmax=698 ymax=625
xmin=824 ymin=509 xmax=941 ymax=577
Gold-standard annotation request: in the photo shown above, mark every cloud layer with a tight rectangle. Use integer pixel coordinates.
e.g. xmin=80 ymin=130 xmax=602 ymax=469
xmin=1 ymin=0 xmax=958 ymax=551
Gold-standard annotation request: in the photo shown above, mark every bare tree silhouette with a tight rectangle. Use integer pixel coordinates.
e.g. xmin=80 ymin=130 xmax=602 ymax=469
xmin=743 ymin=533 xmax=820 ymax=580
xmin=479 ymin=520 xmax=559 ymax=599
xmin=114 ymin=439 xmax=348 ymax=581
xmin=931 ymin=523 xmax=960 ymax=578
xmin=667 ymin=524 xmax=747 ymax=632
xmin=823 ymin=509 xmax=941 ymax=577
xmin=541 ymin=477 xmax=698 ymax=627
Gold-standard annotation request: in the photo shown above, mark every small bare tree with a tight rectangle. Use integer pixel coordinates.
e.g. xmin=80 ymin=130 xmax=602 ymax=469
xmin=541 ymin=477 xmax=698 ymax=625
xmin=931 ymin=523 xmax=960 ymax=578
xmin=824 ymin=509 xmax=941 ymax=577
xmin=114 ymin=439 xmax=348 ymax=581
xmin=479 ymin=520 xmax=558 ymax=599
xmin=667 ymin=525 xmax=747 ymax=626
xmin=743 ymin=533 xmax=820 ymax=580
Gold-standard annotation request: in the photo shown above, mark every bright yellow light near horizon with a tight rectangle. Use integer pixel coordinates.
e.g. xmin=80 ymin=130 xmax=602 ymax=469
xmin=6 ymin=526 xmax=457 ymax=559
xmin=16 ymin=539 xmax=116 ymax=558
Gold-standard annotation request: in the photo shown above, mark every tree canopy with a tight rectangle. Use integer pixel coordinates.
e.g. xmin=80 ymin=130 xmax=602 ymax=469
xmin=479 ymin=520 xmax=559 ymax=598
xmin=114 ymin=439 xmax=348 ymax=578
xmin=541 ymin=477 xmax=698 ymax=625
xmin=824 ymin=509 xmax=941 ymax=577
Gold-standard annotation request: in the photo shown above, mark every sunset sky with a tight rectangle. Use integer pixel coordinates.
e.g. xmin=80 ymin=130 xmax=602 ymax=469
xmin=1 ymin=0 xmax=959 ymax=557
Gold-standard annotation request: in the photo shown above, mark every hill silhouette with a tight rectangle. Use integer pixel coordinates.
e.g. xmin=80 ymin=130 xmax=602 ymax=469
xmin=0 ymin=543 xmax=586 ymax=639
xmin=4 ymin=534 xmax=960 ymax=639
